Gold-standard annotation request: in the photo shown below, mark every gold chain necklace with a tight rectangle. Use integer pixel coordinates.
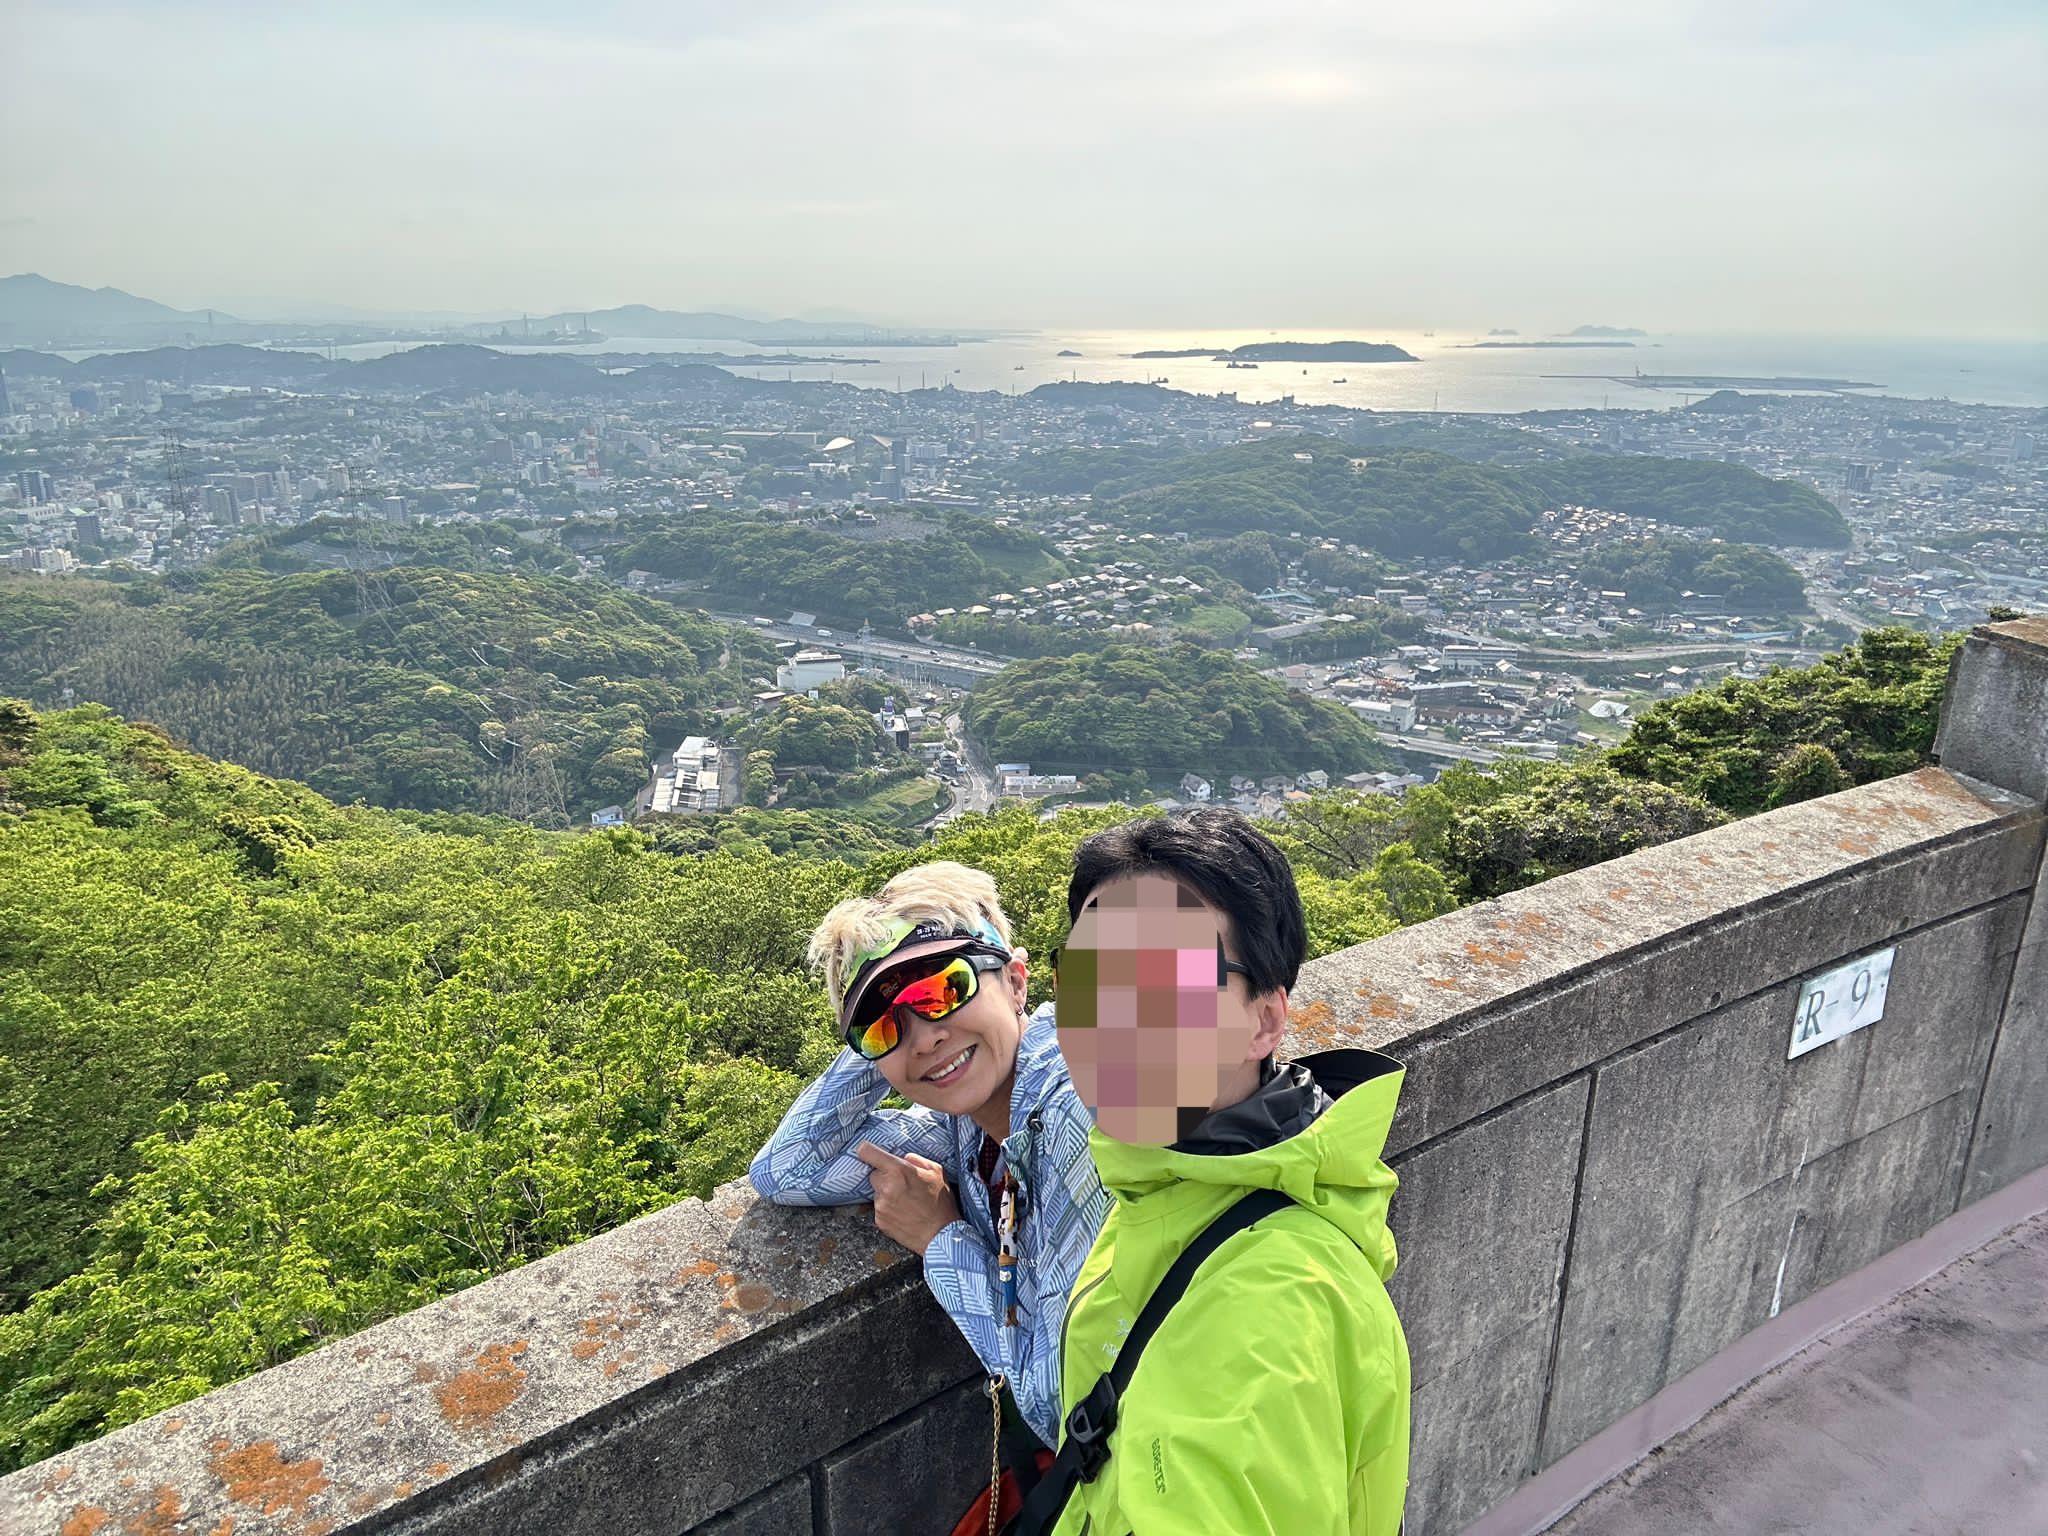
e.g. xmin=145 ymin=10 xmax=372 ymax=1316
xmin=985 ymin=1372 xmax=1007 ymax=1536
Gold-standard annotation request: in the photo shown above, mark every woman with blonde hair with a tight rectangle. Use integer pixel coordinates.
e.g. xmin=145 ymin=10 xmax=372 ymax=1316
xmin=750 ymin=860 xmax=1107 ymax=1461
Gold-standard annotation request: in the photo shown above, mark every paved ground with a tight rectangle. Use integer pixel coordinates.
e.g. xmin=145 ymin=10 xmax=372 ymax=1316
xmin=1552 ymin=1212 xmax=2048 ymax=1536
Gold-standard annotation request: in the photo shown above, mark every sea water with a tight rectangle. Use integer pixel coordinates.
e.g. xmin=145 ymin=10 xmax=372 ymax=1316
xmin=274 ymin=328 xmax=2048 ymax=412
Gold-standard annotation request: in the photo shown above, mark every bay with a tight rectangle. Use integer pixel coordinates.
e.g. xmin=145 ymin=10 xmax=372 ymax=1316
xmin=299 ymin=327 xmax=2047 ymax=412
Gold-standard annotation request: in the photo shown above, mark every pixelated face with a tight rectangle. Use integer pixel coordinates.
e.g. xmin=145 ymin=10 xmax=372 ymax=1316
xmin=1055 ymin=873 xmax=1259 ymax=1145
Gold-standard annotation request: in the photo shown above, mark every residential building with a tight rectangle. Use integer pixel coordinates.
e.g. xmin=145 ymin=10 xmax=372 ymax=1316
xmin=5 ymin=547 xmax=78 ymax=574
xmin=1000 ymin=772 xmax=1079 ymax=798
xmin=644 ymin=736 xmax=722 ymax=815
xmin=1441 ymin=643 xmax=1521 ymax=675
xmin=1351 ymin=697 xmax=1419 ymax=733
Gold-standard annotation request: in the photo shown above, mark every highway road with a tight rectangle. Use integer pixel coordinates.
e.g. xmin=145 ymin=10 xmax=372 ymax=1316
xmin=1800 ymin=586 xmax=1885 ymax=636
xmin=716 ymin=604 xmax=1815 ymax=677
xmin=703 ymin=610 xmax=1006 ymax=678
xmin=1514 ymin=639 xmax=1813 ymax=664
xmin=1378 ymin=733 xmax=1508 ymax=765
xmin=931 ymin=711 xmax=999 ymax=826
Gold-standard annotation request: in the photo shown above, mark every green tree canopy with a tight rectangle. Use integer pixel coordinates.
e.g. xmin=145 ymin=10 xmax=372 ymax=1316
xmin=1578 ymin=536 xmax=1807 ymax=611
xmin=1082 ymin=436 xmax=1848 ymax=557
xmin=1607 ymin=627 xmax=1959 ymax=813
xmin=961 ymin=643 xmax=1388 ymax=779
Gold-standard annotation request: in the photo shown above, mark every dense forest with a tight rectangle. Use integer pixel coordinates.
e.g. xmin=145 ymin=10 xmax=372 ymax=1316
xmin=211 ymin=515 xmax=579 ymax=577
xmin=606 ymin=510 xmax=1069 ymax=627
xmin=1576 ymin=535 xmax=1808 ymax=611
xmin=1517 ymin=456 xmax=1849 ymax=547
xmin=0 ymin=567 xmax=773 ymax=817
xmin=962 ymin=643 xmax=1389 ymax=778
xmin=1049 ymin=435 xmax=1848 ymax=557
xmin=1100 ymin=443 xmax=1552 ymax=560
xmin=0 ymin=702 xmax=1473 ymax=1465
xmin=0 ymin=624 xmax=1970 ymax=1466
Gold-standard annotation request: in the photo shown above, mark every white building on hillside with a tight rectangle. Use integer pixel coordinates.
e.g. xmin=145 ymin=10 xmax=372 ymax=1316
xmin=776 ymin=649 xmax=845 ymax=694
xmin=644 ymin=736 xmax=723 ymax=815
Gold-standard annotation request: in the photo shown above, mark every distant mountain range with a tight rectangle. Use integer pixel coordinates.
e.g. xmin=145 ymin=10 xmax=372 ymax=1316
xmin=1568 ymin=324 xmax=1648 ymax=338
xmin=0 ymin=273 xmax=244 ymax=346
xmin=0 ymin=341 xmax=765 ymax=400
xmin=0 ymin=274 xmax=982 ymax=349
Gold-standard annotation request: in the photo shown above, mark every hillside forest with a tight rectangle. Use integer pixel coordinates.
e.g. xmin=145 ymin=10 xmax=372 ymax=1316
xmin=0 ymin=567 xmax=773 ymax=818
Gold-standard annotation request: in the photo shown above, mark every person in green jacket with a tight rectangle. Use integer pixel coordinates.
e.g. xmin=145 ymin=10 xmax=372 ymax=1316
xmin=1043 ymin=807 xmax=1410 ymax=1536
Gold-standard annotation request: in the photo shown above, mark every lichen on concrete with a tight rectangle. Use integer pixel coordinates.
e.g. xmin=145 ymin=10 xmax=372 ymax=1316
xmin=0 ymin=1185 xmax=909 ymax=1535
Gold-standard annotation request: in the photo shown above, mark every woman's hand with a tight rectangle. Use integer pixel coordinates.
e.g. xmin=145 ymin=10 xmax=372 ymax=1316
xmin=854 ymin=1141 xmax=962 ymax=1254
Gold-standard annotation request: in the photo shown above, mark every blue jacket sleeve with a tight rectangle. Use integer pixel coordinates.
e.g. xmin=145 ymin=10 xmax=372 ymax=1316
xmin=748 ymin=1045 xmax=956 ymax=1205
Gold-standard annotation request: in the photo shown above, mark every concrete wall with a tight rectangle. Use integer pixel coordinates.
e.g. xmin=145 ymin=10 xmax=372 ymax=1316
xmin=5 ymin=618 xmax=2047 ymax=1536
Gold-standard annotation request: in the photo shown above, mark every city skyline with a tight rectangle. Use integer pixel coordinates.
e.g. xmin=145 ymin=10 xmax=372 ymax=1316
xmin=2 ymin=1 xmax=2043 ymax=338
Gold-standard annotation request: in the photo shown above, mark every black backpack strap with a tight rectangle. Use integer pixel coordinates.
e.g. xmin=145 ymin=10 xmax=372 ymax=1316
xmin=1010 ymin=1187 xmax=1294 ymax=1536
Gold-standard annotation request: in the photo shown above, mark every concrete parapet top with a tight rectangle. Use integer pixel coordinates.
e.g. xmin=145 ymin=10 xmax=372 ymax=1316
xmin=1290 ymin=766 xmax=2041 ymax=1153
xmin=1935 ymin=615 xmax=2048 ymax=805
xmin=1972 ymin=612 xmax=2048 ymax=656
xmin=0 ymin=1183 xmax=935 ymax=1536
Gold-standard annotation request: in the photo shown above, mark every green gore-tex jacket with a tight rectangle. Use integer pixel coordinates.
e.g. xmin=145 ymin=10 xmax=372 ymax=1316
xmin=1046 ymin=1048 xmax=1409 ymax=1536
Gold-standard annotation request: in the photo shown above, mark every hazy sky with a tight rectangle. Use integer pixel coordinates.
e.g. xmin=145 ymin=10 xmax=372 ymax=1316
xmin=4 ymin=0 xmax=2043 ymax=335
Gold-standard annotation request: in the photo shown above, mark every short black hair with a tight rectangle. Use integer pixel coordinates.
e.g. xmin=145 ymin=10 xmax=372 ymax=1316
xmin=1066 ymin=808 xmax=1307 ymax=996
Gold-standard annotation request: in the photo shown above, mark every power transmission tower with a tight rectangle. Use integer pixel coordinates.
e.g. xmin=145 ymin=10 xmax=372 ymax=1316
xmin=503 ymin=730 xmax=571 ymax=826
xmin=160 ymin=428 xmax=195 ymax=560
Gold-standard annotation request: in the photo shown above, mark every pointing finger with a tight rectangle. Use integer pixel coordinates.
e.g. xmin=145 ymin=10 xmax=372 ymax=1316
xmin=853 ymin=1141 xmax=908 ymax=1174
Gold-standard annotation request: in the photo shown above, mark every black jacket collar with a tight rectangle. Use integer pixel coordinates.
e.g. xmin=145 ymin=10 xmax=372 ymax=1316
xmin=1166 ymin=1047 xmax=1403 ymax=1157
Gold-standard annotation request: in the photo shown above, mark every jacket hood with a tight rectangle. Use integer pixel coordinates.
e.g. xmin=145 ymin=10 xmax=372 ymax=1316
xmin=1087 ymin=1046 xmax=1404 ymax=1281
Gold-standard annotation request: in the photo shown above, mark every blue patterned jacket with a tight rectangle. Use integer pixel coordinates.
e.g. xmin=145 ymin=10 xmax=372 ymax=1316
xmin=748 ymin=1003 xmax=1108 ymax=1448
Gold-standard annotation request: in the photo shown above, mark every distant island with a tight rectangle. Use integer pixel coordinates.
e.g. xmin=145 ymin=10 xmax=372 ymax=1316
xmin=1056 ymin=348 xmax=1082 ymax=357
xmin=1130 ymin=339 xmax=1417 ymax=363
xmin=1487 ymin=328 xmax=1520 ymax=336
xmin=1569 ymin=324 xmax=1648 ymax=338
xmin=1461 ymin=340 xmax=1636 ymax=350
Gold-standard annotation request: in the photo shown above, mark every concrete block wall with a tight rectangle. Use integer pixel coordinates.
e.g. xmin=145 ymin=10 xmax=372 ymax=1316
xmin=4 ymin=618 xmax=2046 ymax=1536
xmin=1298 ymin=768 xmax=2043 ymax=1531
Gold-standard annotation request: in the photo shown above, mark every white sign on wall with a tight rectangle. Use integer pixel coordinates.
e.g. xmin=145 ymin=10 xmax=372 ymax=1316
xmin=1789 ymin=946 xmax=1896 ymax=1059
